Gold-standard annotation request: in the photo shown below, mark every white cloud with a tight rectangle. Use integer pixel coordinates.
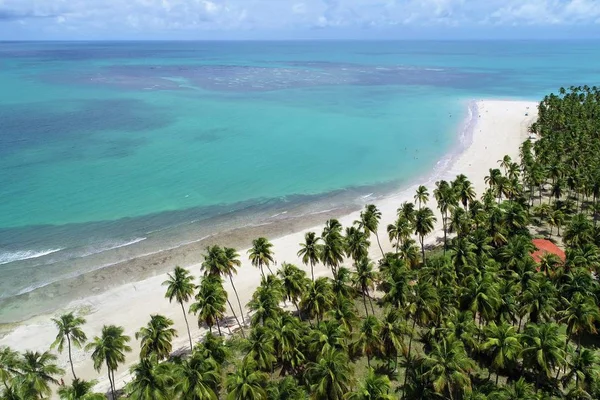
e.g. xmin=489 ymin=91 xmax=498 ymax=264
xmin=1 ymin=0 xmax=599 ymax=36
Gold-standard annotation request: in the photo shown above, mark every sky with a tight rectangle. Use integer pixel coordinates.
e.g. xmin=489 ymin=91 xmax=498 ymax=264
xmin=1 ymin=0 xmax=600 ymax=40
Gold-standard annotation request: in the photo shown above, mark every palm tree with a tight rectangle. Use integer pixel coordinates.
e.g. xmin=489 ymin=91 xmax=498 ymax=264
xmin=277 ymin=263 xmax=309 ymax=317
xmin=243 ymin=326 xmax=276 ymax=373
xmin=127 ymin=354 xmax=172 ymax=400
xmin=18 ymin=351 xmax=64 ymax=399
xmin=353 ymin=257 xmax=377 ymax=315
xmin=201 ymin=246 xmax=246 ymax=336
xmin=320 ymin=220 xmax=345 ymax=278
xmin=50 ymin=312 xmax=87 ymax=380
xmin=490 ymin=377 xmax=536 ymax=400
xmin=562 ymin=347 xmax=600 ymax=393
xmin=0 ymin=346 xmax=20 ymax=388
xmin=328 ymin=294 xmax=358 ymax=333
xmin=481 ymin=322 xmax=521 ymax=384
xmin=86 ymin=325 xmax=131 ymax=400
xmin=135 ymin=314 xmax=177 ymax=360
xmin=226 ymin=359 xmax=268 ymax=400
xmin=190 ymin=275 xmax=227 ymax=335
xmin=406 ymin=280 xmax=440 ymax=359
xmin=346 ymin=368 xmax=394 ymax=400
xmin=57 ymin=378 xmax=105 ymax=400
xmin=224 ymin=247 xmax=247 ymax=327
xmin=414 ymin=185 xmax=429 ymax=210
xmin=272 ymin=314 xmax=306 ymax=376
xmin=397 ymin=202 xmax=417 ymax=225
xmin=499 ymin=155 xmax=512 ymax=175
xmin=345 ymin=226 xmax=370 ymax=265
xmin=266 ymin=376 xmax=306 ymax=400
xmin=560 ymin=293 xmax=600 ymax=350
xmin=357 ymin=204 xmax=385 ymax=258
xmin=521 ymin=323 xmax=566 ymax=387
xmin=414 ymin=207 xmax=437 ymax=263
xmin=306 ymin=348 xmax=353 ymax=400
xmin=172 ymin=351 xmax=220 ymax=400
xmin=564 ymin=213 xmax=594 ymax=248
xmin=434 ymin=180 xmax=455 ymax=253
xmin=300 ymin=277 xmax=334 ymax=324
xmin=248 ymin=237 xmax=275 ymax=278
xmin=453 ymin=174 xmax=476 ymax=209
xmin=353 ymin=315 xmax=382 ymax=368
xmin=380 ymin=308 xmax=407 ymax=371
xmin=423 ymin=338 xmax=476 ymax=400
xmin=387 ymin=216 xmax=412 ymax=253
xmin=163 ymin=266 xmax=196 ymax=351
xmin=297 ymin=232 xmax=322 ymax=282
xmin=247 ymin=279 xmax=283 ymax=327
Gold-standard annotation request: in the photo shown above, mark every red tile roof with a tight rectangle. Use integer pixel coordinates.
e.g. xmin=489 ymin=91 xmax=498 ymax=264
xmin=531 ymin=239 xmax=566 ymax=263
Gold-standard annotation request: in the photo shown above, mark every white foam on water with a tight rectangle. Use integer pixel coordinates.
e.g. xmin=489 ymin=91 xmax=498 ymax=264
xmin=0 ymin=248 xmax=63 ymax=265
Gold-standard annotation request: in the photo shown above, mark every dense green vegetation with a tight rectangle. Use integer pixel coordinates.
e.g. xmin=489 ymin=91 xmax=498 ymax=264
xmin=3 ymin=87 xmax=600 ymax=399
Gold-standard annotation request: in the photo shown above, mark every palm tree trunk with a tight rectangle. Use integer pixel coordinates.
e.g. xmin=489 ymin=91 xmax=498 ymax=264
xmin=443 ymin=213 xmax=448 ymax=255
xmin=216 ymin=319 xmax=223 ymax=336
xmin=180 ymin=301 xmax=194 ymax=351
xmin=366 ymin=288 xmax=375 ymax=315
xmin=310 ymin=261 xmax=315 ymax=282
xmin=362 ymin=292 xmax=369 ymax=317
xmin=229 ymin=275 xmax=246 ymax=326
xmin=402 ymin=319 xmax=417 ymax=400
xmin=375 ymin=232 xmax=385 ymax=259
xmin=226 ymin=298 xmax=245 ymax=338
xmin=106 ymin=360 xmax=115 ymax=400
xmin=67 ymin=335 xmax=77 ymax=380
xmin=420 ymin=235 xmax=425 ymax=264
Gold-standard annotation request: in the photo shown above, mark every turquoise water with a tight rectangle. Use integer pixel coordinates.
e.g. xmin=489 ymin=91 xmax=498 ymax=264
xmin=1 ymin=41 xmax=600 ymax=322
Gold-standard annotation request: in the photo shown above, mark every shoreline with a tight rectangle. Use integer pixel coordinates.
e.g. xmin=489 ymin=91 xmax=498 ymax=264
xmin=0 ymin=98 xmax=538 ymax=395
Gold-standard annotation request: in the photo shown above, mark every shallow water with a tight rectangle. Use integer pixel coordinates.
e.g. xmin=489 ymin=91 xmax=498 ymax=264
xmin=1 ymin=40 xmax=599 ymax=322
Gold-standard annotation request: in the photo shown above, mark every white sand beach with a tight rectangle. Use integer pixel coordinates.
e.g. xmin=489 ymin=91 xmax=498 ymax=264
xmin=0 ymin=99 xmax=538 ymax=396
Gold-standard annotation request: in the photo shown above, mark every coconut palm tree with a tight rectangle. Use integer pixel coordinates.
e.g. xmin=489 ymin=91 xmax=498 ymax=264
xmin=163 ymin=266 xmax=196 ymax=351
xmin=352 ymin=315 xmax=382 ymax=368
xmin=320 ymin=220 xmax=345 ymax=278
xmin=57 ymin=378 xmax=105 ymax=400
xmin=331 ymin=266 xmax=355 ymax=300
xmin=345 ymin=226 xmax=370 ymax=265
xmin=398 ymin=202 xmax=417 ymax=225
xmin=434 ymin=180 xmax=456 ymax=253
xmin=277 ymin=263 xmax=309 ymax=317
xmin=50 ymin=312 xmax=87 ymax=380
xmin=247 ymin=279 xmax=283 ymax=327
xmin=423 ymin=337 xmax=476 ymax=400
xmin=135 ymin=314 xmax=177 ymax=360
xmin=86 ymin=325 xmax=131 ymax=400
xmin=357 ymin=204 xmax=385 ymax=258
xmin=562 ymin=347 xmax=600 ymax=393
xmin=18 ymin=351 xmax=64 ymax=400
xmin=453 ymin=174 xmax=476 ymax=209
xmin=297 ymin=232 xmax=322 ymax=282
xmin=172 ymin=351 xmax=220 ymax=400
xmin=300 ymin=277 xmax=334 ymax=324
xmin=521 ymin=323 xmax=566 ymax=387
xmin=560 ymin=292 xmax=600 ymax=350
xmin=415 ymin=185 xmax=429 ymax=210
xmin=226 ymin=359 xmax=268 ymax=400
xmin=490 ymin=377 xmax=536 ymax=400
xmin=387 ymin=216 xmax=412 ymax=253
xmin=380 ymin=308 xmax=407 ymax=370
xmin=481 ymin=322 xmax=522 ymax=384
xmin=564 ymin=214 xmax=594 ymax=248
xmin=0 ymin=346 xmax=20 ymax=388
xmin=243 ymin=326 xmax=276 ymax=373
xmin=272 ymin=314 xmax=306 ymax=376
xmin=224 ymin=247 xmax=247 ymax=326
xmin=248 ymin=237 xmax=275 ymax=278
xmin=346 ymin=368 xmax=394 ymax=400
xmin=328 ymin=294 xmax=358 ymax=333
xmin=127 ymin=354 xmax=173 ymax=400
xmin=266 ymin=376 xmax=306 ymax=400
xmin=190 ymin=276 xmax=227 ymax=336
xmin=306 ymin=348 xmax=353 ymax=400
xmin=414 ymin=207 xmax=437 ymax=263
xmin=353 ymin=257 xmax=377 ymax=316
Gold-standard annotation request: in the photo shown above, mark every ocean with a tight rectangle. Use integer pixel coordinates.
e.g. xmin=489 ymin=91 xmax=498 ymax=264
xmin=1 ymin=40 xmax=599 ymax=323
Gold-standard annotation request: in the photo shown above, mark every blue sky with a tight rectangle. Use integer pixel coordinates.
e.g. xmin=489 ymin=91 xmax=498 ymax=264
xmin=1 ymin=0 xmax=600 ymax=40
